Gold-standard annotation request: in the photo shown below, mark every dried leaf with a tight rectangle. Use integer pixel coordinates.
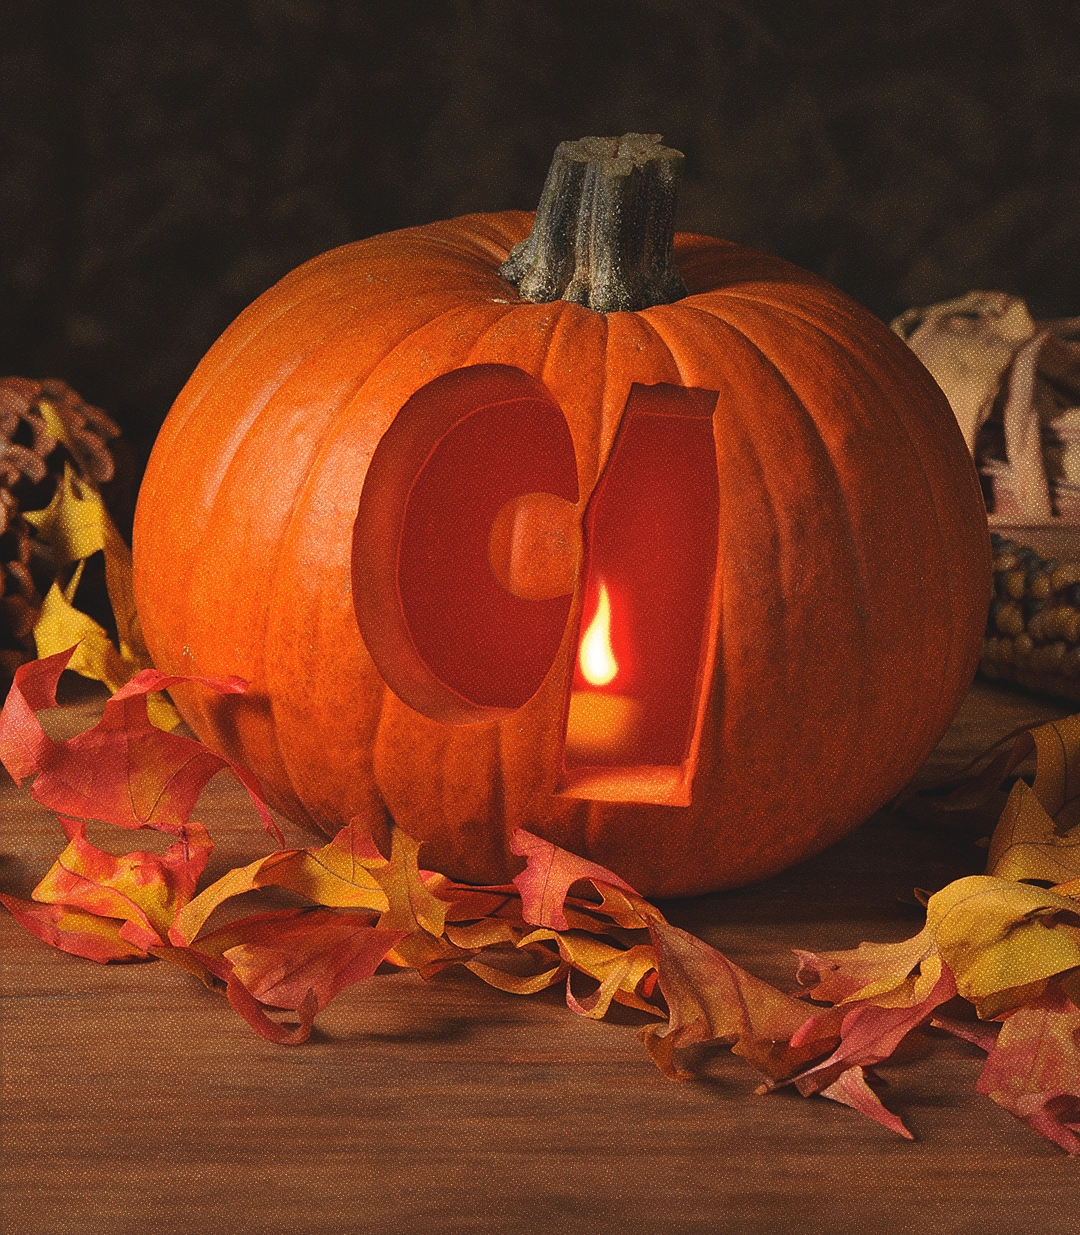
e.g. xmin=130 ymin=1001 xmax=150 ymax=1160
xmin=171 ymin=817 xmax=389 ymax=945
xmin=798 ymin=875 xmax=1080 ymax=1029
xmin=31 ymin=820 xmax=212 ymax=950
xmin=23 ymin=462 xmax=107 ymax=566
xmin=794 ymin=928 xmax=936 ymax=1006
xmin=928 ymin=876 xmax=1080 ymax=1009
xmin=978 ymin=990 xmax=1080 ymax=1154
xmin=374 ymin=829 xmax=465 ymax=973
xmin=0 ymin=648 xmax=282 ymax=842
xmin=27 ymin=464 xmax=177 ymax=725
xmin=563 ymin=943 xmax=659 ymax=1019
xmin=464 ymin=956 xmax=568 ymax=995
xmin=212 ymin=909 xmax=405 ymax=1011
xmin=819 ymin=1067 xmax=914 ymax=1140
xmin=790 ymin=962 xmax=957 ymax=1097
xmin=510 ymin=828 xmax=645 ymax=931
xmin=0 ymin=894 xmax=148 ymax=962
xmin=987 ymin=780 xmax=1080 ymax=885
xmin=640 ymin=918 xmax=841 ymax=1082
xmin=899 ymin=726 xmax=1035 ymax=820
xmin=1029 ymin=714 xmax=1080 ymax=832
xmin=36 ymin=571 xmax=129 ymax=692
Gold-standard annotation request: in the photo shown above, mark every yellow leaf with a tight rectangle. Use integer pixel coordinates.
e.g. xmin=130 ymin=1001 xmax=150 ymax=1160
xmin=1030 ymin=713 xmax=1080 ymax=831
xmin=464 ymin=958 xmax=567 ymax=994
xmin=987 ymin=780 xmax=1080 ymax=885
xmin=374 ymin=829 xmax=449 ymax=939
xmin=24 ymin=464 xmax=105 ymax=565
xmin=27 ymin=462 xmax=181 ymax=729
xmin=445 ymin=918 xmax=521 ymax=949
xmin=927 ymin=876 xmax=1080 ymax=1002
xmin=34 ymin=579 xmax=131 ymax=692
xmin=172 ymin=821 xmax=390 ymax=944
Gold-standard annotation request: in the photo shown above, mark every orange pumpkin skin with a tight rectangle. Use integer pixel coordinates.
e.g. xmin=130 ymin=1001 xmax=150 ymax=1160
xmin=132 ymin=210 xmax=990 ymax=898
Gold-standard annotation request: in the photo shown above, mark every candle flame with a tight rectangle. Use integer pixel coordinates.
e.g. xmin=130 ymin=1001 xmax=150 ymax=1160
xmin=579 ymin=583 xmax=618 ymax=686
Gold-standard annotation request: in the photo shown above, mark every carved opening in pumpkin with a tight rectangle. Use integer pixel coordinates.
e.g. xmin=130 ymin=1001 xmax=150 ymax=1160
xmin=352 ymin=363 xmax=579 ymax=723
xmin=558 ymin=382 xmax=720 ymax=807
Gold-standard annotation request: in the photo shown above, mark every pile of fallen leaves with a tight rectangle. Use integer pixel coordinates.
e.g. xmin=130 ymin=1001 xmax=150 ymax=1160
xmin=1 ymin=646 xmax=1079 ymax=1154
xmin=7 ymin=378 xmax=1072 ymax=1153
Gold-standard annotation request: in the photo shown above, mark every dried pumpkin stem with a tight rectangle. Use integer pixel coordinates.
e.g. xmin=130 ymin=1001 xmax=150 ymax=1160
xmin=499 ymin=133 xmax=689 ymax=313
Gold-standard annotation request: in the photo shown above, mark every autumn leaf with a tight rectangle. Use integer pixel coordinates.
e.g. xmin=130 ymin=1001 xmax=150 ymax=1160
xmin=0 ymin=647 xmax=282 ymax=842
xmin=899 ymin=722 xmax=1036 ymax=821
xmin=0 ymin=817 xmax=212 ymax=961
xmin=509 ymin=828 xmax=647 ymax=931
xmin=31 ymin=820 xmax=212 ymax=951
xmin=0 ymin=895 xmax=149 ymax=963
xmin=372 ymin=828 xmax=467 ymax=974
xmin=903 ymin=711 xmax=1080 ymax=833
xmin=819 ymin=1067 xmax=915 ymax=1140
xmin=24 ymin=462 xmax=108 ymax=569
xmin=640 ymin=918 xmax=841 ymax=1082
xmin=797 ymin=875 xmax=1080 ymax=1024
xmin=171 ymin=816 xmax=389 ymax=945
xmin=929 ymin=876 xmax=1080 ymax=1017
xmin=935 ymin=988 xmax=1080 ymax=1154
xmin=181 ymin=906 xmax=408 ymax=1044
xmin=27 ymin=463 xmax=179 ymax=727
xmin=6 ymin=640 xmax=1080 ymax=1155
xmin=794 ymin=929 xmax=937 ymax=1006
xmin=986 ymin=780 xmax=1080 ymax=885
xmin=788 ymin=959 xmax=957 ymax=1099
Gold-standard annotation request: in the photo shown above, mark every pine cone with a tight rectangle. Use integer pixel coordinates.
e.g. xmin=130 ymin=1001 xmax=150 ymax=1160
xmin=0 ymin=377 xmax=123 ymax=682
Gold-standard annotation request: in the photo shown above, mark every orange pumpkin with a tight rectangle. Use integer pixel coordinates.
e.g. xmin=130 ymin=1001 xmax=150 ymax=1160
xmin=132 ymin=135 xmax=990 ymax=897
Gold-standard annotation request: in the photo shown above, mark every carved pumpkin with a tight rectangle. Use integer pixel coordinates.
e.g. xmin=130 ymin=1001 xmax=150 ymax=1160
xmin=132 ymin=135 xmax=990 ymax=897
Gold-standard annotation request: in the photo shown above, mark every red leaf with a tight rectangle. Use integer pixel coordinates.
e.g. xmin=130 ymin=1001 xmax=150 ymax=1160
xmin=820 ymin=1066 xmax=914 ymax=1140
xmin=226 ymin=975 xmax=318 ymax=1046
xmin=975 ymin=989 xmax=1080 ymax=1154
xmin=0 ymin=893 xmax=148 ymax=962
xmin=0 ymin=648 xmax=71 ymax=781
xmin=509 ymin=829 xmax=642 ymax=931
xmin=30 ymin=821 xmax=213 ymax=950
xmin=0 ymin=649 xmax=282 ymax=842
xmin=791 ymin=964 xmax=957 ymax=1097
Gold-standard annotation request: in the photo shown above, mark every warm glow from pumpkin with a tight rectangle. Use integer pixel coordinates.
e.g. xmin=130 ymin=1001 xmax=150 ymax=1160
xmin=579 ymin=583 xmax=618 ymax=686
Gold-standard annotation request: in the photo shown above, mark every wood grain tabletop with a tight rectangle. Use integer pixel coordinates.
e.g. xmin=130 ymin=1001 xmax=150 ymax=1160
xmin=3 ymin=676 xmax=1078 ymax=1235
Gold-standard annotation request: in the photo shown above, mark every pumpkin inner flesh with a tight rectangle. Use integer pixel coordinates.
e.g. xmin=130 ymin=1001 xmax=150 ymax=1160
xmin=353 ymin=363 xmax=579 ymax=721
xmin=559 ymin=382 xmax=720 ymax=806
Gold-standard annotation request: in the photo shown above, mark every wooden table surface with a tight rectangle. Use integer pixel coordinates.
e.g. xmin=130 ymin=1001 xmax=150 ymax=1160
xmin=3 ymin=676 xmax=1079 ymax=1235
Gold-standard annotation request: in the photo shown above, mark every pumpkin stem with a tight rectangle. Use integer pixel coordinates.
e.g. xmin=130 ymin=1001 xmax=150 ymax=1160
xmin=499 ymin=134 xmax=689 ymax=313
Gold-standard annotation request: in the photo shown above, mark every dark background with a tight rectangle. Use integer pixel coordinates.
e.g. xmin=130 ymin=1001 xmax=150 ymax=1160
xmin=2 ymin=0 xmax=1078 ymax=474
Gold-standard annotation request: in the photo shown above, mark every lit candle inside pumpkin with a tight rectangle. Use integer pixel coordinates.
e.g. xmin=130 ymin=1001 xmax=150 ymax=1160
xmin=564 ymin=582 xmax=641 ymax=761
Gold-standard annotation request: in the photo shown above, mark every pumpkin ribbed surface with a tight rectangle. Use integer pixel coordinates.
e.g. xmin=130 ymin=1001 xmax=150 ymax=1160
xmin=132 ymin=210 xmax=990 ymax=897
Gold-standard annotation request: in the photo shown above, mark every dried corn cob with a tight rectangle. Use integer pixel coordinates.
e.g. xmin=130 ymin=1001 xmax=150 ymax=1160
xmin=981 ymin=531 xmax=1080 ymax=700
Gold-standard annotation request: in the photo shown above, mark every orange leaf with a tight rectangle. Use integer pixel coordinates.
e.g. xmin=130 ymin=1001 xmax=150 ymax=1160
xmin=0 ymin=894 xmax=149 ymax=962
xmin=215 ymin=909 xmax=406 ymax=1011
xmin=640 ymin=918 xmax=841 ymax=1082
xmin=182 ymin=906 xmax=407 ymax=1044
xmin=31 ymin=820 xmax=212 ymax=950
xmin=0 ymin=648 xmax=282 ymax=842
xmin=509 ymin=828 xmax=644 ymax=931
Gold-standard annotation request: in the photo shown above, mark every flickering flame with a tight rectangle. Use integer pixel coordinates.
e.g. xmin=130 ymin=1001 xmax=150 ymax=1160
xmin=579 ymin=583 xmax=618 ymax=686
